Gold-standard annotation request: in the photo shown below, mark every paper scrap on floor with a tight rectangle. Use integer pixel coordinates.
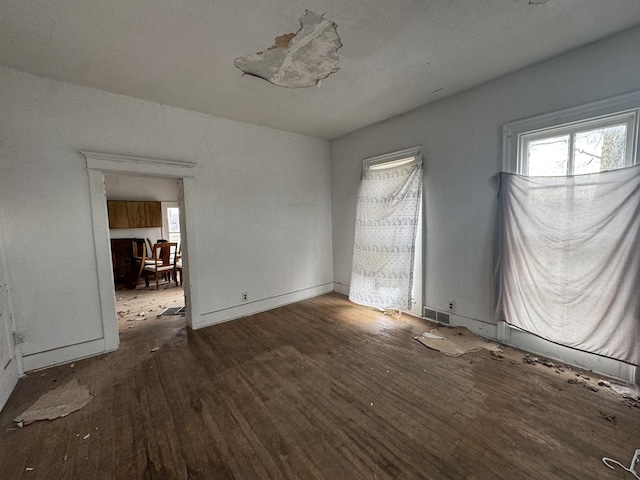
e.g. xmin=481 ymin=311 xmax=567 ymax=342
xmin=14 ymin=378 xmax=93 ymax=425
xmin=415 ymin=326 xmax=501 ymax=356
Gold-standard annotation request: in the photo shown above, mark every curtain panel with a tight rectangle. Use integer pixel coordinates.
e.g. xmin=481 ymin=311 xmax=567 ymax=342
xmin=497 ymin=166 xmax=640 ymax=366
xmin=349 ymin=160 xmax=422 ymax=310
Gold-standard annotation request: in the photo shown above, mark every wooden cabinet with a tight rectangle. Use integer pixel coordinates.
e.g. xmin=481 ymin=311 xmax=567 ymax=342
xmin=107 ymin=201 xmax=162 ymax=228
xmin=107 ymin=201 xmax=130 ymax=228
xmin=144 ymin=201 xmax=163 ymax=227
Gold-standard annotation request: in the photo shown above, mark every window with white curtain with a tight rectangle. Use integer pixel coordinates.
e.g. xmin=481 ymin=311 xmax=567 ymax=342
xmin=349 ymin=147 xmax=423 ymax=312
xmin=498 ymin=92 xmax=640 ymax=365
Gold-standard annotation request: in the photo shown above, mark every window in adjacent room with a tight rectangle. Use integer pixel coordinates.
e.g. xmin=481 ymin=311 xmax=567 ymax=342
xmin=166 ymin=207 xmax=181 ymax=245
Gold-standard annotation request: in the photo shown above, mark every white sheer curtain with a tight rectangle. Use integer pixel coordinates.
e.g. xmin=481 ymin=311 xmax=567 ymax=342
xmin=349 ymin=159 xmax=423 ymax=310
xmin=497 ymin=166 xmax=640 ymax=366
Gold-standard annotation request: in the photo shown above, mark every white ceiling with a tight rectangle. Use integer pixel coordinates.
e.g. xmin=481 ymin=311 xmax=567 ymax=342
xmin=1 ymin=0 xmax=640 ymax=139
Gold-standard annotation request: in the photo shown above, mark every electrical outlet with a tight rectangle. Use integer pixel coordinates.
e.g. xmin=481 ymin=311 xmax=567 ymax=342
xmin=242 ymin=292 xmax=248 ymax=302
xmin=448 ymin=300 xmax=455 ymax=311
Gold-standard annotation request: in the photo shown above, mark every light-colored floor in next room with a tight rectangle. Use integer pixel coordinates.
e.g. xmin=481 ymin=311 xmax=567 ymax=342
xmin=115 ymin=283 xmax=185 ymax=334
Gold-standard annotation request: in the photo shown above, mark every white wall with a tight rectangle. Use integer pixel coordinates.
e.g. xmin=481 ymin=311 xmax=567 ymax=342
xmin=105 ymin=172 xmax=179 ymax=202
xmin=0 ymin=66 xmax=333 ymax=371
xmin=330 ymin=27 xmax=640 ymax=382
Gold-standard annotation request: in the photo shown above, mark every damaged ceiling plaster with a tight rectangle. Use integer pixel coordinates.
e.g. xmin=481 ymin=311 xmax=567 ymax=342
xmin=235 ymin=10 xmax=342 ymax=88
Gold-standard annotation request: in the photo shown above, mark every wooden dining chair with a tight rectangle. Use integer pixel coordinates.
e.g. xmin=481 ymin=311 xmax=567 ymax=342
xmin=146 ymin=238 xmax=154 ymax=257
xmin=144 ymin=242 xmax=178 ymax=290
xmin=174 ymin=244 xmax=183 ymax=286
xmin=127 ymin=239 xmax=147 ymax=289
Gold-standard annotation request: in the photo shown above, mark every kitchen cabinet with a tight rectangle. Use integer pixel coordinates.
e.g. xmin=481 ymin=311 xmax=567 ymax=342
xmin=107 ymin=201 xmax=162 ymax=228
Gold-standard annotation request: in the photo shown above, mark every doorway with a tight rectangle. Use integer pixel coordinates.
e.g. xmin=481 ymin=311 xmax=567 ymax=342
xmin=84 ymin=151 xmax=197 ymax=352
xmin=104 ymin=173 xmax=185 ymax=336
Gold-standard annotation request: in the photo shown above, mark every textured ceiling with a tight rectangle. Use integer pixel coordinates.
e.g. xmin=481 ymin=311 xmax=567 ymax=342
xmin=1 ymin=0 xmax=640 ymax=139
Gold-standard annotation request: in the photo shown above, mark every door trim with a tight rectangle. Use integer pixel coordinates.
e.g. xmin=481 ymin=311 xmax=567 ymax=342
xmin=83 ymin=151 xmax=198 ymax=352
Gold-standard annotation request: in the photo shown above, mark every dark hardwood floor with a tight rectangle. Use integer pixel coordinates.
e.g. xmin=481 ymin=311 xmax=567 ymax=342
xmin=1 ymin=293 xmax=638 ymax=479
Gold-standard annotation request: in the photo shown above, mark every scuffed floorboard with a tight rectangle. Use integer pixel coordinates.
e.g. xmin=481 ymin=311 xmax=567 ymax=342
xmin=0 ymin=293 xmax=638 ymax=479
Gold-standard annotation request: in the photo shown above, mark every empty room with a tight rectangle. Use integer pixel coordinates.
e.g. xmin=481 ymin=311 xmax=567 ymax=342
xmin=0 ymin=1 xmax=639 ymax=479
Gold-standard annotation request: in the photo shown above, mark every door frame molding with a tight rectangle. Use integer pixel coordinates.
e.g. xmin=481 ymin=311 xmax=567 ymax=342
xmin=82 ymin=151 xmax=198 ymax=352
xmin=0 ymin=213 xmax=21 ymax=410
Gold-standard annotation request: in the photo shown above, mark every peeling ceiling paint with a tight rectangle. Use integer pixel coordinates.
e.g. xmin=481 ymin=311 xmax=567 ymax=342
xmin=234 ymin=10 xmax=341 ymax=89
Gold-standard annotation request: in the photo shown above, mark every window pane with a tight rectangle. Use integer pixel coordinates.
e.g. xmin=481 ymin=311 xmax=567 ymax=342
xmin=526 ymin=135 xmax=569 ymax=176
xmin=167 ymin=208 xmax=180 ymax=233
xmin=573 ymin=124 xmax=627 ymax=174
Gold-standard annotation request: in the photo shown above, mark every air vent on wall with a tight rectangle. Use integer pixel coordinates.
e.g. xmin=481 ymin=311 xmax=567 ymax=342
xmin=423 ymin=307 xmax=450 ymax=324
xmin=423 ymin=308 xmax=437 ymax=321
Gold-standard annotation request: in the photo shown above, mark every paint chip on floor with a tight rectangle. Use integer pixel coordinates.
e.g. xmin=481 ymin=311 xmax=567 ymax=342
xmin=14 ymin=379 xmax=93 ymax=425
xmin=414 ymin=326 xmax=502 ymax=356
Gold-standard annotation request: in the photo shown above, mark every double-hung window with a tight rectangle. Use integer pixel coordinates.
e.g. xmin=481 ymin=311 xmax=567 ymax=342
xmin=504 ymin=92 xmax=640 ymax=175
xmin=498 ymin=92 xmax=640 ymax=366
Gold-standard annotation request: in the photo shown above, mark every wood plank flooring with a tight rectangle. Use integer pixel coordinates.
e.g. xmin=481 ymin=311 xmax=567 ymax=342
xmin=0 ymin=293 xmax=638 ymax=479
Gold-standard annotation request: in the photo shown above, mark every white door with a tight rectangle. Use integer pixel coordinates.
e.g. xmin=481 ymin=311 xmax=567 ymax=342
xmin=0 ymin=243 xmax=19 ymax=410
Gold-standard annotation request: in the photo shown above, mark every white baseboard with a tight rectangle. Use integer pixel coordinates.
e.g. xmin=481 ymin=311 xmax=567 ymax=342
xmin=22 ymin=337 xmax=114 ymax=372
xmin=442 ymin=316 xmax=636 ymax=384
xmin=195 ymin=283 xmax=334 ymax=329
xmin=498 ymin=322 xmax=637 ymax=384
xmin=0 ymin=357 xmax=19 ymax=411
xmin=449 ymin=314 xmax=497 ymax=339
xmin=333 ymin=282 xmax=349 ymax=296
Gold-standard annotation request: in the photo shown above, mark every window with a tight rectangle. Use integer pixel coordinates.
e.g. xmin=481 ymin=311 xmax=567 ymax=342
xmin=521 ymin=112 xmax=635 ymax=176
xmin=351 ymin=147 xmax=423 ymax=316
xmin=367 ymin=156 xmax=416 ymax=170
xmin=166 ymin=207 xmax=180 ymax=245
xmin=503 ymin=92 xmax=640 ymax=175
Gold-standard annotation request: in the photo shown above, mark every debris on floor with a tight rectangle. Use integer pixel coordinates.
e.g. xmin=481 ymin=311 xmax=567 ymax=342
xmin=422 ymin=332 xmax=443 ymax=340
xmin=609 ymin=383 xmax=640 ymax=408
xmin=598 ymin=411 xmax=617 ymax=424
xmin=150 ymin=346 xmax=160 ymax=353
xmin=522 ymin=353 xmax=558 ymax=368
xmin=568 ymin=376 xmax=599 ymax=392
xmin=623 ymin=398 xmax=640 ymax=409
xmin=414 ymin=326 xmax=502 ymax=356
xmin=13 ymin=379 xmax=93 ymax=426
xmin=383 ymin=308 xmax=402 ymax=319
xmin=610 ymin=382 xmax=640 ymax=400
xmin=521 ymin=354 xmax=568 ymax=373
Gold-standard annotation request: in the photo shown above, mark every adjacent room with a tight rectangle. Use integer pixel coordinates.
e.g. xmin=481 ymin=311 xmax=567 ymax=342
xmin=0 ymin=1 xmax=639 ymax=478
xmin=104 ymin=173 xmax=186 ymax=335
